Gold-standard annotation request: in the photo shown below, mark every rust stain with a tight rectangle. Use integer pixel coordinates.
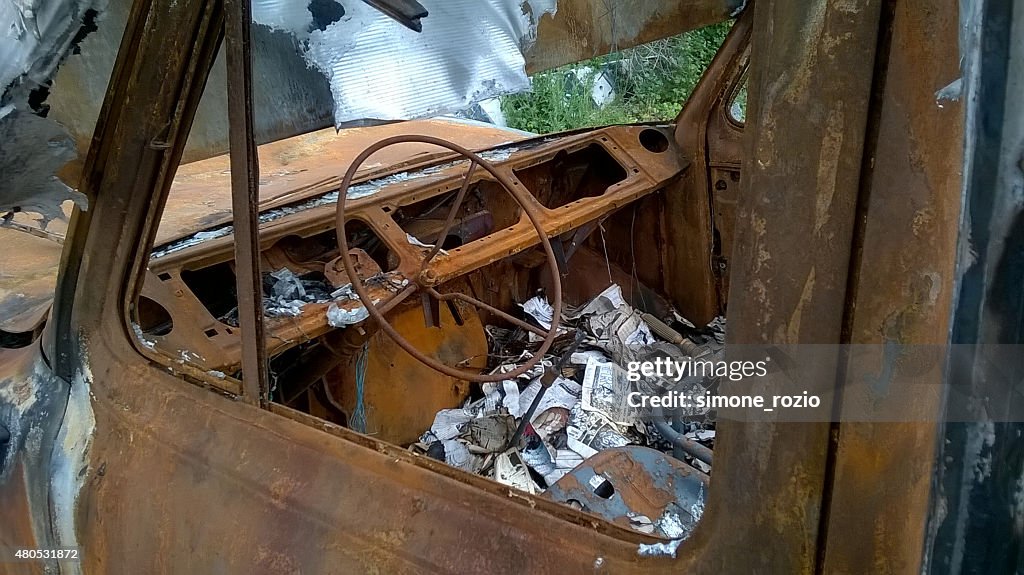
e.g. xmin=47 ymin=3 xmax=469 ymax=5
xmin=814 ymin=104 xmax=845 ymax=236
xmin=786 ymin=267 xmax=816 ymax=344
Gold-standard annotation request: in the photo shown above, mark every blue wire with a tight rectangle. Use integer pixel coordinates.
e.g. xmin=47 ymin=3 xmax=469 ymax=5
xmin=350 ymin=342 xmax=369 ymax=433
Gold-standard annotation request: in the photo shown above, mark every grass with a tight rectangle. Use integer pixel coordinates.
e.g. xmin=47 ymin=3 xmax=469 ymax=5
xmin=501 ymin=21 xmax=732 ymax=134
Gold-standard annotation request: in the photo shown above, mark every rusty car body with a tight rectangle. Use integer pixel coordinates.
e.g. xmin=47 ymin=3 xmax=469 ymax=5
xmin=2 ymin=0 xmax=1021 ymax=572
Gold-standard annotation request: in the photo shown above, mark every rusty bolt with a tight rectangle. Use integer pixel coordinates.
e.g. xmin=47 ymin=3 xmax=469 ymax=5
xmin=419 ymin=268 xmax=438 ymax=286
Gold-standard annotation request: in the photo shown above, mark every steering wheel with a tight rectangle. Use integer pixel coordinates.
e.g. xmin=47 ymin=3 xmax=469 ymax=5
xmin=334 ymin=135 xmax=563 ymax=383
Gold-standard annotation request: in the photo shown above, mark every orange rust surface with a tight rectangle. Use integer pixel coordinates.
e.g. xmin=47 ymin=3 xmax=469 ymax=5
xmin=0 ymin=227 xmax=64 ymax=333
xmin=331 ymin=300 xmax=486 ymax=445
xmin=51 ymin=0 xmax=700 ymax=568
xmin=158 ymin=119 xmax=529 ymax=246
xmin=820 ymin=2 xmax=963 ymax=573
xmin=525 ymin=0 xmax=738 ymax=74
xmin=0 ymin=119 xmax=525 ymax=335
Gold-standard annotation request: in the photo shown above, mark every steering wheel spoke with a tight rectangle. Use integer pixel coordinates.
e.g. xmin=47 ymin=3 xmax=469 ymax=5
xmin=377 ymin=281 xmax=419 ymax=316
xmin=421 ymin=160 xmax=477 ymax=268
xmin=425 ymin=288 xmax=548 ymax=339
xmin=421 ymin=291 xmax=441 ymax=328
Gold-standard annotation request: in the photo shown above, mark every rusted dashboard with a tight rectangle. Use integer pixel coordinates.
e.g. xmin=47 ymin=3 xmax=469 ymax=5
xmin=137 ymin=125 xmax=686 ymax=377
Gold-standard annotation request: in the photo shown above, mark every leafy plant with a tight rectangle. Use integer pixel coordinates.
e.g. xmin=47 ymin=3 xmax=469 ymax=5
xmin=501 ymin=21 xmax=732 ymax=133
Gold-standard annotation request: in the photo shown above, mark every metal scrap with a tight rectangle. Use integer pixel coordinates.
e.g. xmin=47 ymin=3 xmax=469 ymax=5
xmin=0 ymin=111 xmax=87 ymax=226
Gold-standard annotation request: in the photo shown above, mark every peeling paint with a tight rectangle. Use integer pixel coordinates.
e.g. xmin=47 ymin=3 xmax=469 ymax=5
xmin=787 ymin=267 xmax=816 ymax=344
xmin=637 ymin=538 xmax=683 ymax=558
xmin=1 ymin=0 xmax=100 ymax=227
xmin=969 ymin=420 xmax=995 ymax=483
xmin=48 ymin=360 xmax=95 ymax=574
xmin=130 ymin=321 xmax=156 ymax=350
xmin=935 ymin=77 xmax=962 ymax=106
xmin=813 ymin=105 xmax=844 ymax=236
xmin=150 ymin=226 xmax=234 ymax=259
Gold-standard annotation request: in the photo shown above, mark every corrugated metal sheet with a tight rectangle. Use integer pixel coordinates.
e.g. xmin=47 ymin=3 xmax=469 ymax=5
xmin=257 ymin=0 xmax=557 ymax=126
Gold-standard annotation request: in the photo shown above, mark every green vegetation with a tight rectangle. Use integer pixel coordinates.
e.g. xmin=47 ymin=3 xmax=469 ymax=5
xmin=501 ymin=22 xmax=732 ymax=134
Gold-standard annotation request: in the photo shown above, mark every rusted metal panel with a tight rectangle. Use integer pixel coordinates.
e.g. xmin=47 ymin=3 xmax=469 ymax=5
xmin=544 ymin=446 xmax=708 ymax=538
xmin=0 ymin=347 xmax=73 ymax=573
xmin=820 ymin=3 xmax=963 ymax=573
xmin=159 ymin=120 xmax=530 ymax=246
xmin=669 ymin=15 xmax=750 ymax=325
xmin=225 ymin=0 xmax=271 ymax=405
xmin=328 ymin=301 xmax=486 ymax=444
xmin=0 ymin=460 xmax=43 ymax=575
xmin=701 ymin=1 xmax=883 ymax=573
xmin=9 ymin=0 xmax=968 ymax=568
xmin=77 ymin=354 xmax=668 ymax=573
xmin=524 ymin=0 xmax=743 ymax=74
xmin=0 ymin=229 xmax=63 ymax=334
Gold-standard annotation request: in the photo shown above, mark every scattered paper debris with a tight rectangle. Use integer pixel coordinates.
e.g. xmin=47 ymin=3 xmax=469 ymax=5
xmin=467 ymin=414 xmax=517 ymax=453
xmin=412 ymin=283 xmax=723 ymax=540
xmin=494 ymin=450 xmax=538 ymax=494
xmin=425 ymin=408 xmax=476 ymax=441
xmin=521 ymin=295 xmax=555 ymax=329
xmin=441 ymin=439 xmax=480 ymax=472
xmin=581 ymin=357 xmax=635 ymax=425
xmin=518 ymin=377 xmax=581 ymax=422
